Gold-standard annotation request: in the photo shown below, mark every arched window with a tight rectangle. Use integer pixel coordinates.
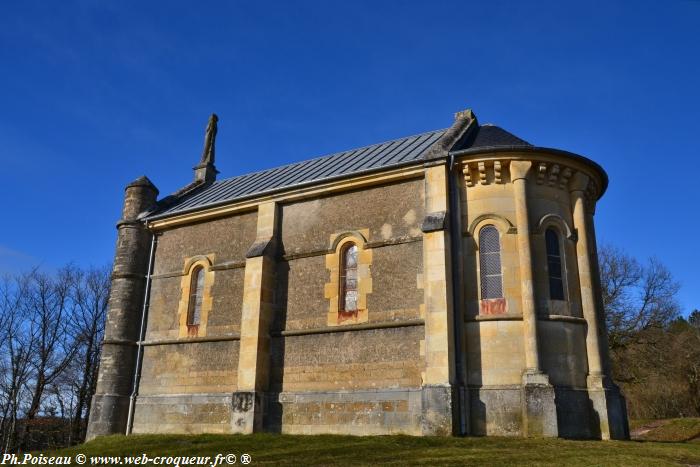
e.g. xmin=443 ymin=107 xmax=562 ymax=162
xmin=187 ymin=266 xmax=205 ymax=326
xmin=545 ymin=228 xmax=565 ymax=300
xmin=339 ymin=243 xmax=359 ymax=313
xmin=479 ymin=225 xmax=503 ymax=299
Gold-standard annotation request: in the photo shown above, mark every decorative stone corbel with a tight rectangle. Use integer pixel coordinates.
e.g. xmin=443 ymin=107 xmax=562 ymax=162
xmin=559 ymin=167 xmax=572 ymax=189
xmin=537 ymin=162 xmax=547 ymax=185
xmin=463 ymin=164 xmax=474 ymax=187
xmin=548 ymin=164 xmax=560 ymax=186
xmin=478 ymin=161 xmax=487 ymax=185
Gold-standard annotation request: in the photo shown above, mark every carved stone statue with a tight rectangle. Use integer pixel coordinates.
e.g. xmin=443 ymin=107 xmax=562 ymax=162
xmin=199 ymin=113 xmax=218 ymax=165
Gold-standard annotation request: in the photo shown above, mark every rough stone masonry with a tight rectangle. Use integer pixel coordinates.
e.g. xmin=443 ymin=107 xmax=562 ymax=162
xmin=86 ymin=109 xmax=629 ymax=440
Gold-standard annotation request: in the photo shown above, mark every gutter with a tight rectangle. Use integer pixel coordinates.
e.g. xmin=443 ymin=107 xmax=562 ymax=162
xmin=447 ymin=153 xmax=467 ymax=435
xmin=125 ymin=230 xmax=157 ymax=435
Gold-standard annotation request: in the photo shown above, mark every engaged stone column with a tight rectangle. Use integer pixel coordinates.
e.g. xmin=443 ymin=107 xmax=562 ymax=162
xmin=570 ymin=173 xmax=604 ymax=377
xmin=420 ymin=162 xmax=457 ymax=436
xmin=233 ymin=201 xmax=278 ymax=433
xmin=510 ymin=161 xmax=540 ymax=372
xmin=570 ymin=173 xmax=629 ymax=440
xmin=86 ymin=176 xmax=158 ymax=440
xmin=510 ymin=161 xmax=557 ymax=438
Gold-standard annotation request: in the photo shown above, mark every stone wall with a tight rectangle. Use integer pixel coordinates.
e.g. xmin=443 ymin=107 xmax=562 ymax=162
xmin=268 ymin=179 xmax=426 ymax=434
xmin=279 ymin=179 xmax=424 ymax=254
xmin=131 ymin=178 xmax=428 ymax=435
xmin=117 ymin=150 xmax=625 ymax=439
xmin=131 ymin=213 xmax=256 ymax=434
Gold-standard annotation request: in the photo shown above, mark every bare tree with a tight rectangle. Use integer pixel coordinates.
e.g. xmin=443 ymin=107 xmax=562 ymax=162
xmin=19 ymin=267 xmax=79 ymax=450
xmin=67 ymin=266 xmax=109 ymax=444
xmin=598 ymin=245 xmax=700 ymax=418
xmin=0 ymin=265 xmax=111 ymax=451
xmin=0 ymin=273 xmax=34 ymax=452
xmin=599 ymin=244 xmax=681 ymax=351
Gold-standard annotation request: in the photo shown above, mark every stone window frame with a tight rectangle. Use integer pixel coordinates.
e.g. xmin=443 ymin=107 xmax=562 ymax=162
xmin=186 ymin=265 xmax=205 ymax=326
xmin=178 ymin=255 xmax=215 ymax=338
xmin=544 ymin=228 xmax=566 ymax=301
xmin=468 ymin=215 xmax=515 ymax=315
xmin=535 ymin=214 xmax=577 ymax=316
xmin=324 ymin=230 xmax=372 ymax=326
xmin=478 ymin=225 xmax=504 ymax=299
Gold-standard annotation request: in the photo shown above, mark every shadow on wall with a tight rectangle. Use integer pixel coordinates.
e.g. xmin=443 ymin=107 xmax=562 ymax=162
xmin=263 ymin=247 xmax=289 ymax=433
xmin=463 ymin=243 xmax=489 ymax=435
xmin=553 ymin=387 xmax=600 ymax=439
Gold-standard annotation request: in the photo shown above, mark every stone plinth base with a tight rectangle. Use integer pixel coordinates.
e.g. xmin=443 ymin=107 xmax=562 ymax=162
xmin=85 ymin=394 xmax=130 ymax=440
xmin=231 ymin=391 xmax=265 ymax=434
xmin=420 ymin=385 xmax=456 ymax=436
xmin=131 ymin=393 xmax=239 ymax=434
xmin=587 ymin=375 xmax=629 ymax=440
xmin=521 ymin=372 xmax=558 ymax=437
xmin=469 ymin=381 xmax=627 ymax=439
xmin=273 ymin=388 xmax=423 ymax=435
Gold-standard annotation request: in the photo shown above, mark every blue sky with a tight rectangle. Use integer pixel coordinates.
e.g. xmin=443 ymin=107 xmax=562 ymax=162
xmin=0 ymin=1 xmax=698 ymax=314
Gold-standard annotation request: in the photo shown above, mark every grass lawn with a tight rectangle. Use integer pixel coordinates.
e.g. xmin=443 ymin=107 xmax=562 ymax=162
xmin=630 ymin=418 xmax=700 ymax=443
xmin=45 ymin=432 xmax=700 ymax=466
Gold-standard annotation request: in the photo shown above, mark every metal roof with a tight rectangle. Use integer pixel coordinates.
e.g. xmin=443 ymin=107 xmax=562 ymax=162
xmin=148 ymin=123 xmax=542 ymax=220
xmin=152 ymin=129 xmax=446 ymax=218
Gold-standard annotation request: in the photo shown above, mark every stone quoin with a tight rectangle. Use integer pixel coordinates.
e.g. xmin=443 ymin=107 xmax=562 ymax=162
xmin=86 ymin=109 xmax=629 ymax=439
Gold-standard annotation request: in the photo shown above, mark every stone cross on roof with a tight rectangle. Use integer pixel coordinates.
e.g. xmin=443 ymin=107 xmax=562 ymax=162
xmin=193 ymin=113 xmax=220 ymax=184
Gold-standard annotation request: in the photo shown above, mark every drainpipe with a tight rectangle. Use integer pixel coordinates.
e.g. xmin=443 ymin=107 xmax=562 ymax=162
xmin=448 ymin=153 xmax=467 ymax=435
xmin=125 ymin=229 xmax=157 ymax=435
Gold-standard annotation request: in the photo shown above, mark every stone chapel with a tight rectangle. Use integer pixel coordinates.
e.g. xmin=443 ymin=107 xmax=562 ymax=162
xmin=86 ymin=108 xmax=629 ymax=439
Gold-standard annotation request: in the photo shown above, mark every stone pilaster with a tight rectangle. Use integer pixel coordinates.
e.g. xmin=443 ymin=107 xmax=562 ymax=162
xmin=86 ymin=176 xmax=158 ymax=440
xmin=420 ymin=162 xmax=457 ymax=436
xmin=233 ymin=201 xmax=278 ymax=433
xmin=570 ymin=173 xmax=629 ymax=440
xmin=510 ymin=161 xmax=557 ymax=438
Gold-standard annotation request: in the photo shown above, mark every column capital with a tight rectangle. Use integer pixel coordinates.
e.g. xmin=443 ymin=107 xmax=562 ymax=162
xmin=509 ymin=160 xmax=532 ymax=181
xmin=569 ymin=171 xmax=590 ymax=193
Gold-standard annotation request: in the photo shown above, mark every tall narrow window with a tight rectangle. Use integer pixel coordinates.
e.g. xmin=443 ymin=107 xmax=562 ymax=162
xmin=339 ymin=243 xmax=359 ymax=314
xmin=479 ymin=225 xmax=503 ymax=299
xmin=545 ymin=229 xmax=565 ymax=300
xmin=187 ymin=266 xmax=205 ymax=326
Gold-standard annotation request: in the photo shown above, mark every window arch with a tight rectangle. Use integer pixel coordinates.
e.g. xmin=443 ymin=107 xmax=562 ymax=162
xmin=187 ymin=265 xmax=205 ymax=326
xmin=479 ymin=225 xmax=503 ymax=299
xmin=545 ymin=228 xmax=565 ymax=300
xmin=339 ymin=242 xmax=359 ymax=315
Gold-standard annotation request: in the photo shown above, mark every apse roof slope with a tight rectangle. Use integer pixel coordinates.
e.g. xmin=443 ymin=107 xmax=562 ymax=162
xmin=151 ymin=124 xmax=532 ymax=219
xmin=467 ymin=124 xmax=532 ymax=149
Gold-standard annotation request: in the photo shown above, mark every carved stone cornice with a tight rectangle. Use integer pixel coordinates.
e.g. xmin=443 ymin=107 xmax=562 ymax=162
xmin=460 ymin=157 xmax=600 ymax=203
xmin=462 ymin=160 xmax=507 ymax=187
xmin=535 ymin=162 xmax=573 ymax=190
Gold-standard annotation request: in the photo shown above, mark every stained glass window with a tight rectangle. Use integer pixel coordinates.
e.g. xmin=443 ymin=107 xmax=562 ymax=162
xmin=187 ymin=266 xmax=205 ymax=325
xmin=340 ymin=243 xmax=358 ymax=312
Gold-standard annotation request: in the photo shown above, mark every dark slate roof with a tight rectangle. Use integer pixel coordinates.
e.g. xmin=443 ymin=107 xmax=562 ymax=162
xmin=461 ymin=124 xmax=531 ymax=150
xmin=150 ymin=124 xmax=530 ymax=219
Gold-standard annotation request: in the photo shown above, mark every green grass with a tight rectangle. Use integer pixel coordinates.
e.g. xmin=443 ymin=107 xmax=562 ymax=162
xmin=632 ymin=418 xmax=700 ymax=442
xmin=44 ymin=433 xmax=700 ymax=466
